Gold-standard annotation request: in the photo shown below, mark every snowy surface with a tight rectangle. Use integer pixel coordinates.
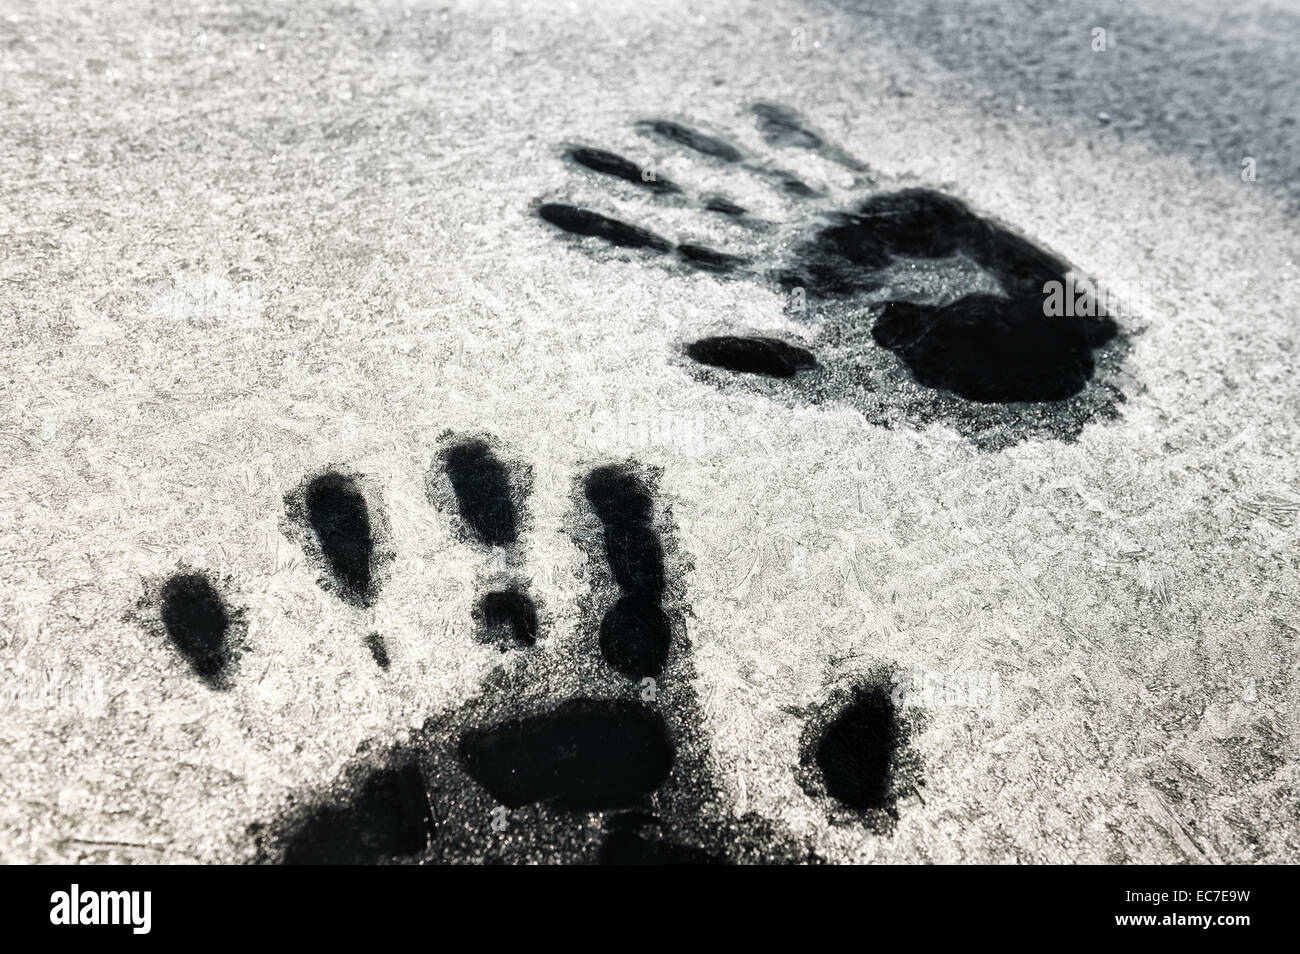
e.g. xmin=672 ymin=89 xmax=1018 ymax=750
xmin=0 ymin=0 xmax=1297 ymax=862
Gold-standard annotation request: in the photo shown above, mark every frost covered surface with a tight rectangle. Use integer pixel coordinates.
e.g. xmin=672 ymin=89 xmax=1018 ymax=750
xmin=0 ymin=0 xmax=1297 ymax=863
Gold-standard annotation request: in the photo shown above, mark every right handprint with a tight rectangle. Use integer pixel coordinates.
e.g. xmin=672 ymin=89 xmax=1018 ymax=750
xmin=538 ymin=103 xmax=1130 ymax=450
